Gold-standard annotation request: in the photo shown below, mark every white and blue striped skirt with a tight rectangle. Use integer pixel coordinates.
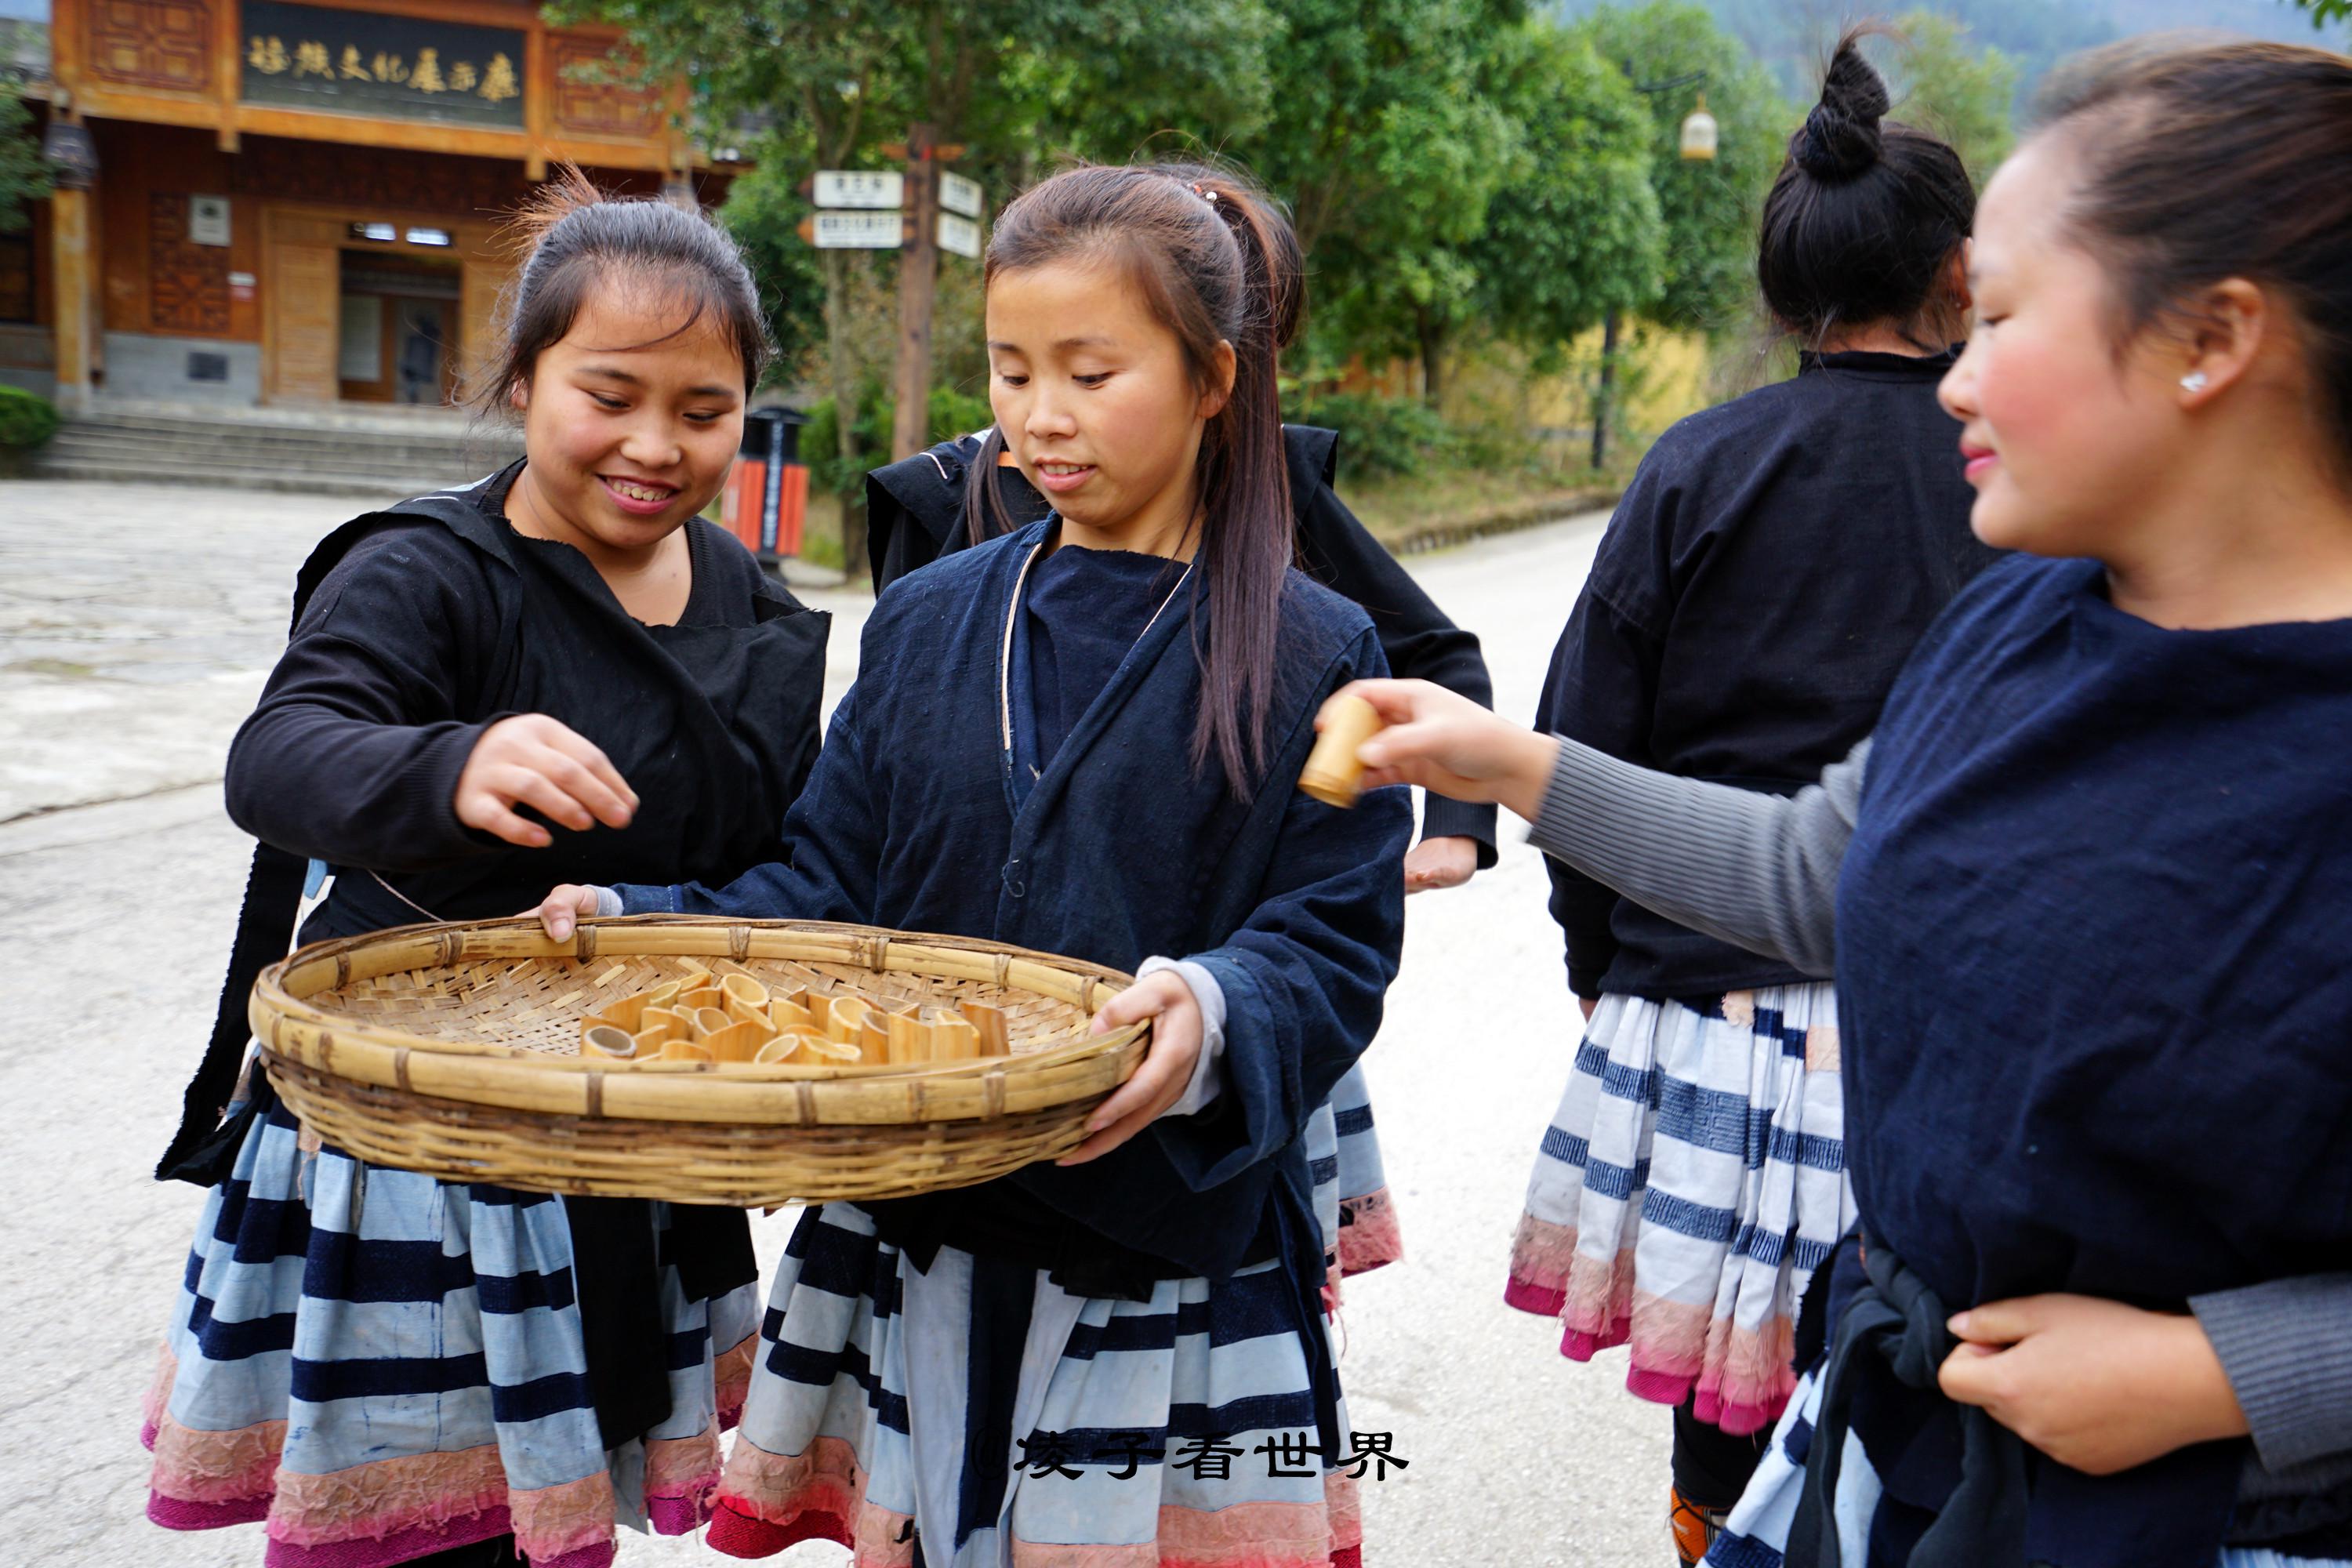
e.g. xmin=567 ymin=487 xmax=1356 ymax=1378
xmin=1506 ymin=984 xmax=1857 ymax=1436
xmin=141 ymin=1092 xmax=760 ymax=1568
xmin=710 ymin=1105 xmax=1370 ymax=1566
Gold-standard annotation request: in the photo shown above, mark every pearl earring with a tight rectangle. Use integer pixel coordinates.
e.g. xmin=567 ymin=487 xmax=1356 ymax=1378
xmin=2181 ymin=371 xmax=2209 ymax=394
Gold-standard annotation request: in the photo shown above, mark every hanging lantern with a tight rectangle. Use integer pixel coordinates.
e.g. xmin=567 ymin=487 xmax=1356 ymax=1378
xmin=1679 ymin=93 xmax=1719 ymax=162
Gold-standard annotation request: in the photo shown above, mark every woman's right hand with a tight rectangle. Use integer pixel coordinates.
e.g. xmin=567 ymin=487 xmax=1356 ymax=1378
xmin=1342 ymin=678 xmax=1560 ymax=825
xmin=456 ymin=714 xmax=638 ymax=848
xmin=530 ymin=884 xmax=605 ymax=942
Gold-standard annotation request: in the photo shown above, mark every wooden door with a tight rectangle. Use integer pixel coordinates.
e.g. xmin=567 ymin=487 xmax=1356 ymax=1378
xmin=262 ymin=208 xmax=343 ymax=406
xmin=458 ymin=252 xmax=510 ymax=402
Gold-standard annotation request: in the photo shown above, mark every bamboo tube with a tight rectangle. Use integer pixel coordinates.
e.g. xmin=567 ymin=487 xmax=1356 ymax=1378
xmin=753 ymin=1033 xmax=805 ymax=1065
xmin=583 ymin=1025 xmax=637 ymax=1060
xmin=659 ymin=1038 xmax=714 ymax=1064
xmin=858 ymin=1011 xmax=891 ymax=1065
xmin=722 ymin=974 xmax=769 ymax=1017
xmin=795 ymin=1034 xmax=862 ymax=1066
xmin=888 ymin=1008 xmax=932 ymax=1065
xmin=631 ymin=1018 xmax=687 ymax=1055
xmin=929 ymin=1014 xmax=980 ymax=1062
xmin=676 ymin=969 xmax=713 ymax=993
xmin=702 ymin=1018 xmax=773 ymax=1064
xmin=691 ymin=1007 xmax=732 ymax=1040
xmin=678 ymin=987 xmax=726 ymax=1014
xmin=1298 ymin=692 xmax=1384 ymax=808
xmin=804 ymin=989 xmax=832 ymax=1029
xmin=770 ymin=996 xmax=813 ymax=1032
xmin=827 ymin=995 xmax=871 ymax=1044
xmin=960 ymin=1000 xmax=1012 ymax=1057
xmin=640 ymin=1007 xmax=691 ymax=1037
xmin=581 ymin=980 xmax=682 ymax=1036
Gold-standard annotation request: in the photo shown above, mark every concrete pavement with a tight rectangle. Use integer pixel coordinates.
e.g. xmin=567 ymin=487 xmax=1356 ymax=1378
xmin=0 ymin=481 xmax=1667 ymax=1566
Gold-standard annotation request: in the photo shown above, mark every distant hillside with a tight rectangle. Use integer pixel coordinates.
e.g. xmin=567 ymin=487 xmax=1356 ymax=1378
xmin=1554 ymin=0 xmax=2342 ymax=110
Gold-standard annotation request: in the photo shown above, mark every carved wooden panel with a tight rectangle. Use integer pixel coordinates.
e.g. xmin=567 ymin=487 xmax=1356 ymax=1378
xmin=89 ymin=0 xmax=213 ymax=94
xmin=148 ymin=194 xmax=231 ymax=333
xmin=230 ymin=137 xmax=532 ymax=215
xmin=550 ymin=35 xmax=661 ymax=140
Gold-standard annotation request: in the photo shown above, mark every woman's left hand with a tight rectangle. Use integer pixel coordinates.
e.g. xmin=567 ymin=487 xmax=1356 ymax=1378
xmin=1403 ymin=835 xmax=1479 ymax=894
xmin=1939 ymin=1294 xmax=2248 ymax=1474
xmin=1058 ymin=971 xmax=1205 ymax=1167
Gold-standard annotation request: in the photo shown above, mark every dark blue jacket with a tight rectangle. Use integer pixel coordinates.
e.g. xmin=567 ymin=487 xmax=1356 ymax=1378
xmin=1840 ymin=554 xmax=2352 ymax=1567
xmin=1540 ymin=347 xmax=1998 ymax=1000
xmin=616 ymin=520 xmax=1411 ymax=1284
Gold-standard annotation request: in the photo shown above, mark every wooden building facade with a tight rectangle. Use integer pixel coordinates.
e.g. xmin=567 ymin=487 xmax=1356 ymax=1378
xmin=5 ymin=0 xmax=722 ymax=411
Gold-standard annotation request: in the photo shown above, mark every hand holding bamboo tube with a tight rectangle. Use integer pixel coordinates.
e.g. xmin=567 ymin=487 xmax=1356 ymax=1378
xmin=1299 ymin=691 xmax=1385 ymax=808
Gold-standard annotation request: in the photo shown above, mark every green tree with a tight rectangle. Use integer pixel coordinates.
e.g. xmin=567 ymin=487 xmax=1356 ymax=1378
xmin=560 ymin=0 xmax=1275 ymax=573
xmin=1566 ymin=1 xmax=1791 ymax=335
xmin=1465 ymin=25 xmax=1664 ymax=358
xmin=712 ymin=136 xmax=828 ymax=376
xmin=0 ymin=78 xmax=50 ymax=234
xmin=2285 ymin=0 xmax=2352 ymax=24
xmin=1887 ymin=11 xmax=2017 ymax=187
xmin=1323 ymin=19 xmax=1664 ymax=404
xmin=1241 ymin=0 xmax=1523 ymax=397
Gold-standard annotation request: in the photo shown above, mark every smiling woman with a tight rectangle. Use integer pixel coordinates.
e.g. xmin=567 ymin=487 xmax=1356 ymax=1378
xmin=143 ymin=172 xmax=832 ymax=1568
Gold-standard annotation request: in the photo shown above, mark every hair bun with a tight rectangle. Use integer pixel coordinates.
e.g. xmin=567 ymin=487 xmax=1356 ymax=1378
xmin=1796 ymin=34 xmax=1891 ymax=180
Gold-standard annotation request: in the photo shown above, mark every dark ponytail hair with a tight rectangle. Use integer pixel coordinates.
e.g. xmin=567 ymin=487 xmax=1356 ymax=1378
xmin=474 ymin=165 xmax=771 ymax=412
xmin=969 ymin=160 xmax=1303 ymax=798
xmin=1757 ymin=27 xmax=1975 ymax=348
xmin=2032 ymin=39 xmax=2352 ymax=477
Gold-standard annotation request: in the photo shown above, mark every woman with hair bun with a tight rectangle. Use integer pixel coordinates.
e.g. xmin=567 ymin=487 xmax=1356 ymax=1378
xmin=141 ymin=172 xmax=831 ymax=1567
xmin=1505 ymin=30 xmax=1995 ymax=1561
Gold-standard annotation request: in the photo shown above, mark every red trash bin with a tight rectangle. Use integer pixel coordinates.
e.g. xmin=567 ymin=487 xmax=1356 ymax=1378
xmin=721 ymin=408 xmax=809 ymax=564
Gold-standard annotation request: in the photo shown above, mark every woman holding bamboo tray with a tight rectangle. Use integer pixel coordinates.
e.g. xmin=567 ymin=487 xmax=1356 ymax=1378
xmin=866 ymin=422 xmax=1473 ymax=1296
xmin=538 ymin=161 xmax=1409 ymax=1568
xmin=143 ymin=176 xmax=830 ymax=1568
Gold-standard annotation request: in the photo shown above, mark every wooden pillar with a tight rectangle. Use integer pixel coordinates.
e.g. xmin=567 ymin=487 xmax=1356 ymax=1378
xmin=889 ymin=122 xmax=939 ymax=463
xmin=49 ymin=185 xmax=95 ymax=414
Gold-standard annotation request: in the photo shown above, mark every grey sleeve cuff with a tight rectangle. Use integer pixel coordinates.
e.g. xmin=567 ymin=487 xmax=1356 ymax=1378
xmin=1525 ymin=735 xmax=1869 ymax=976
xmin=593 ymin=885 xmax=623 ymax=918
xmin=1138 ymin=956 xmax=1228 ymax=1118
xmin=2193 ymin=1274 xmax=2352 ymax=1471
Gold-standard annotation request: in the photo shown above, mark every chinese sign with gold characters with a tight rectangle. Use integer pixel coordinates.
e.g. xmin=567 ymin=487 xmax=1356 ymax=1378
xmin=241 ymin=2 xmax=527 ymax=129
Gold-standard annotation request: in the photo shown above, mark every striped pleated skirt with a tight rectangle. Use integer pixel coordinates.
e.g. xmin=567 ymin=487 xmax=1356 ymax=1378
xmin=1327 ymin=1063 xmax=1403 ymax=1289
xmin=1704 ymin=1364 xmax=2352 ymax=1568
xmin=1504 ymin=984 xmax=1855 ymax=1436
xmin=142 ymin=1093 xmax=760 ymax=1567
xmin=709 ymin=1102 xmax=1370 ymax=1567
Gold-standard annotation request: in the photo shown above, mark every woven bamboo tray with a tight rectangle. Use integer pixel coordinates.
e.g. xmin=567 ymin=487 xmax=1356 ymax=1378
xmin=249 ymin=916 xmax=1148 ymax=1207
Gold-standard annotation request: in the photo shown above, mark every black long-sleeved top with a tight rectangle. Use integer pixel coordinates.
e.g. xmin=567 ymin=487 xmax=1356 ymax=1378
xmin=866 ymin=425 xmax=1499 ymax=860
xmin=1536 ymin=347 xmax=1998 ymax=1001
xmin=225 ymin=466 xmax=828 ymax=929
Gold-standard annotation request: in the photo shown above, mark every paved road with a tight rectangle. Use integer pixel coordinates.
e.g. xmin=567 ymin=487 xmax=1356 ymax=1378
xmin=0 ymin=482 xmax=1669 ymax=1567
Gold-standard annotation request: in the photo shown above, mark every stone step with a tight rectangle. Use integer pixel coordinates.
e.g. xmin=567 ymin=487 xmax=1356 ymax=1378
xmin=26 ymin=455 xmax=428 ymax=497
xmin=38 ymin=437 xmax=514 ymax=480
xmin=31 ymin=405 xmax=521 ymax=494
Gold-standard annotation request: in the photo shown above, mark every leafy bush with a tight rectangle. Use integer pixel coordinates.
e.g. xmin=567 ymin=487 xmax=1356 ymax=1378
xmin=1282 ymin=393 xmax=1455 ymax=482
xmin=0 ymin=384 xmax=58 ymax=448
xmin=800 ymin=384 xmax=994 ymax=495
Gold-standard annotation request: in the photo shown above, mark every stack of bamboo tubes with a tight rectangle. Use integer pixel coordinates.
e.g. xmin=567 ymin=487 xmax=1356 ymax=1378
xmin=579 ymin=967 xmax=1014 ymax=1069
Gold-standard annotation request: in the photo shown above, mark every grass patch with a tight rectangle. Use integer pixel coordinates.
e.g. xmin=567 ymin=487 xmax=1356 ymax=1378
xmin=1344 ymin=463 xmax=1624 ymax=550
